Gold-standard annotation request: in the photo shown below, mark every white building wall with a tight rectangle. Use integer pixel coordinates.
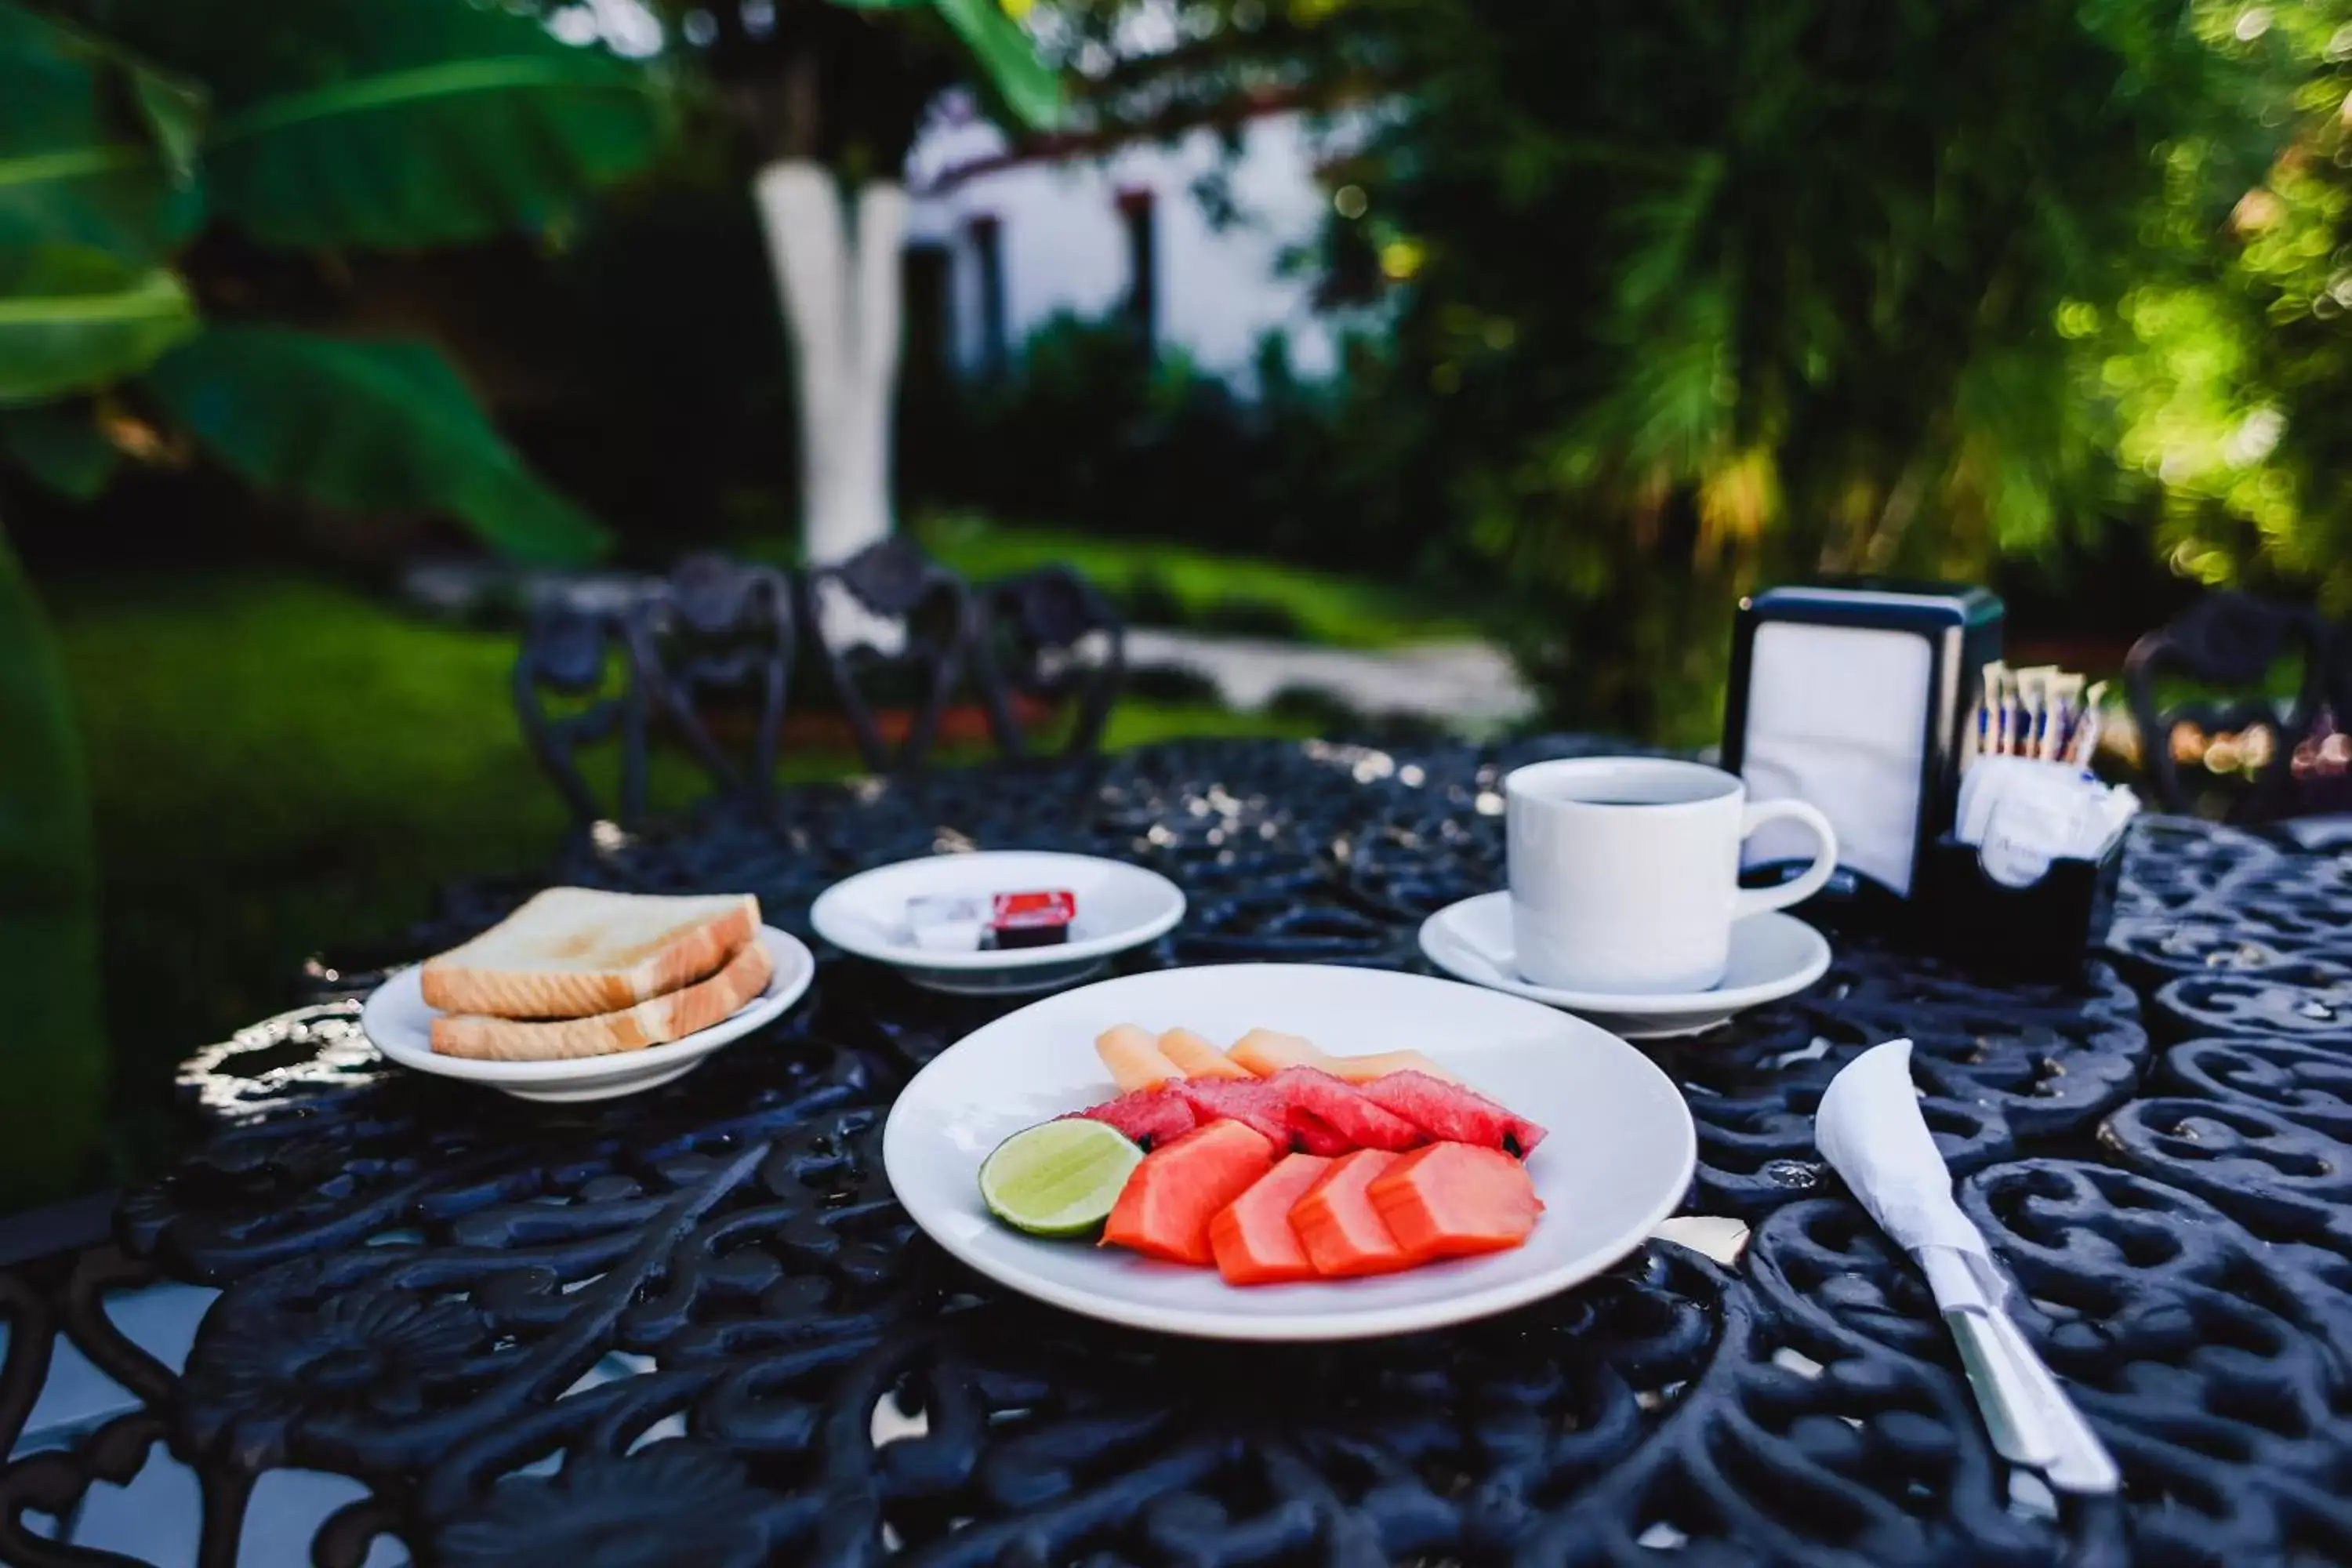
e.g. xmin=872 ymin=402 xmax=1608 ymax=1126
xmin=905 ymin=103 xmax=1338 ymax=389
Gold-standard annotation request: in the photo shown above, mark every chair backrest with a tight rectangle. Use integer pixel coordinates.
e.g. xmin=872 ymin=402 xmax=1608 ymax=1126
xmin=513 ymin=597 xmax=648 ymax=828
xmin=631 ymin=554 xmax=795 ymax=804
xmin=969 ymin=566 xmax=1127 ymax=760
xmin=800 ymin=538 xmax=971 ymax=775
xmin=2123 ymin=592 xmax=2331 ymax=822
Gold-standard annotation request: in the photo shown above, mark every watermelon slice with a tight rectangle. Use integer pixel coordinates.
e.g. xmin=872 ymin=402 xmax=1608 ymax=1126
xmin=1102 ymin=1119 xmax=1279 ymax=1265
xmin=1267 ymin=1068 xmax=1427 ymax=1152
xmin=1356 ymin=1071 xmax=1548 ymax=1157
xmin=1167 ymin=1077 xmax=1297 ymax=1148
xmin=1065 ymin=1087 xmax=1196 ymax=1149
xmin=1289 ymin=1149 xmax=1412 ymax=1276
xmin=1369 ymin=1142 xmax=1543 ymax=1261
xmin=1283 ymin=1115 xmax=1354 ymax=1158
xmin=1208 ymin=1152 xmax=1332 ymax=1285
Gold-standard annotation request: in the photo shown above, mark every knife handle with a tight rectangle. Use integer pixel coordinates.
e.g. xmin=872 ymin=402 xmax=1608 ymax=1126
xmin=1944 ymin=1307 xmax=2120 ymax=1495
xmin=1979 ymin=1306 xmax=2121 ymax=1495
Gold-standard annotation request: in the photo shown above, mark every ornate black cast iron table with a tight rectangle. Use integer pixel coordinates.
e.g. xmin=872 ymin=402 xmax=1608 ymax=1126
xmin=7 ymin=736 xmax=2352 ymax=1567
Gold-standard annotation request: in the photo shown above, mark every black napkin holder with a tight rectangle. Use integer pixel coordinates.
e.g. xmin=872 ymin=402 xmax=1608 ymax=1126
xmin=1914 ymin=831 xmax=2122 ymax=981
xmin=1722 ymin=579 xmax=2004 ymax=906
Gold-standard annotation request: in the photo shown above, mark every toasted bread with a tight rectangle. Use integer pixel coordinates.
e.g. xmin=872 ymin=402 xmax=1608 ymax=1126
xmin=430 ymin=935 xmax=774 ymax=1060
xmin=419 ymin=888 xmax=760 ymax=1019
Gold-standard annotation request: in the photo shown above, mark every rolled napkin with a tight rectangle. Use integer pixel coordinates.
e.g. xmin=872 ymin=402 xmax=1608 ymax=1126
xmin=1817 ymin=1039 xmax=2120 ymax=1494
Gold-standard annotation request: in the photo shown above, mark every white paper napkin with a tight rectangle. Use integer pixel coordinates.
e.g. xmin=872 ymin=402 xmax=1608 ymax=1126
xmin=1814 ymin=1038 xmax=2010 ymax=1311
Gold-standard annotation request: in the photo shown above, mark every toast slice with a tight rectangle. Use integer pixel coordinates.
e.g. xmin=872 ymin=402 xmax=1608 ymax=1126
xmin=430 ymin=935 xmax=775 ymax=1060
xmin=420 ymin=888 xmax=760 ymax=1019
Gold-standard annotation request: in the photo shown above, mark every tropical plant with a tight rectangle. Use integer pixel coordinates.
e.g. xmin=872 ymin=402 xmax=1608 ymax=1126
xmin=2099 ymin=2 xmax=2352 ymax=611
xmin=1295 ymin=0 xmax=2270 ymax=742
xmin=0 ymin=0 xmax=664 ymax=1202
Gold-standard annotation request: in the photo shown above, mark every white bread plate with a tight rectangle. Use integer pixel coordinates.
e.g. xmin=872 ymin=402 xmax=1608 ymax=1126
xmin=362 ymin=927 xmax=815 ymax=1102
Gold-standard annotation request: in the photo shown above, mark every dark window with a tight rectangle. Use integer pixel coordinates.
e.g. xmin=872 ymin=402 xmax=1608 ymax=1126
xmin=1117 ymin=189 xmax=1156 ymax=350
xmin=969 ymin=215 xmax=1006 ymax=377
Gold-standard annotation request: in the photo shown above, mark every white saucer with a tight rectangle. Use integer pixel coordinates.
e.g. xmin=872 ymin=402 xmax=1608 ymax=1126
xmin=361 ymin=927 xmax=815 ymax=1102
xmin=882 ymin=963 xmax=1696 ymax=1341
xmin=810 ymin=850 xmax=1185 ymax=995
xmin=1417 ymin=893 xmax=1830 ymax=1038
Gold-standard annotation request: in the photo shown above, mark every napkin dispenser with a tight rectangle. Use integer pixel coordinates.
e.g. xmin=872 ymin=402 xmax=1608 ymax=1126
xmin=1722 ymin=581 xmax=2003 ymax=901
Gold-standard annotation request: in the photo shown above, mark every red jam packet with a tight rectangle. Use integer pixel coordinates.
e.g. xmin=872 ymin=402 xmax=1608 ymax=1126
xmin=989 ymin=891 xmax=1076 ymax=949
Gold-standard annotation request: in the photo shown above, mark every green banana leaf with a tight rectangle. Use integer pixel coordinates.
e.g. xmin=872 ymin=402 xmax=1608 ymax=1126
xmin=143 ymin=326 xmax=609 ymax=563
xmin=928 ymin=0 xmax=1064 ymax=131
xmin=180 ymin=0 xmax=664 ymax=249
xmin=0 ymin=523 xmax=107 ymax=1206
xmin=0 ymin=245 xmax=198 ymax=406
xmin=0 ymin=403 xmax=118 ymax=499
xmin=0 ymin=2 xmax=205 ymax=260
xmin=831 ymin=0 xmax=1062 ymax=129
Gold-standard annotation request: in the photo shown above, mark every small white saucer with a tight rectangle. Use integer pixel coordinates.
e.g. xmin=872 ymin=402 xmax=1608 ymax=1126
xmin=361 ymin=927 xmax=815 ymax=1102
xmin=1417 ymin=892 xmax=1830 ymax=1038
xmin=809 ymin=850 xmax=1185 ymax=995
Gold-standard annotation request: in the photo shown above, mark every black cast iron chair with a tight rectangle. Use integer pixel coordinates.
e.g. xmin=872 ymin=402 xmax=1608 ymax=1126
xmin=2123 ymin=592 xmax=2332 ymax=822
xmin=631 ymin=554 xmax=796 ymax=810
xmin=514 ymin=595 xmax=649 ymax=828
xmin=800 ymin=538 xmax=971 ymax=775
xmin=968 ymin=565 xmax=1127 ymax=762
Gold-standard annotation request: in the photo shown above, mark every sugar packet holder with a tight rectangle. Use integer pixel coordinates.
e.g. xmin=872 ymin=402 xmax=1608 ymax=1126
xmin=1920 ymin=757 xmax=2136 ymax=978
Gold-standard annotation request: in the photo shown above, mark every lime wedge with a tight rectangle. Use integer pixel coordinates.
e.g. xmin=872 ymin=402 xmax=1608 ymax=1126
xmin=979 ymin=1120 xmax=1145 ymax=1237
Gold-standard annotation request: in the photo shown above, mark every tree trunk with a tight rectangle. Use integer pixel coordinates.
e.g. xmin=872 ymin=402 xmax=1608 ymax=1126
xmin=754 ymin=159 xmax=908 ymax=566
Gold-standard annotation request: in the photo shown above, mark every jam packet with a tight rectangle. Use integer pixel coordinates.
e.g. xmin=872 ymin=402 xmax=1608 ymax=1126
xmin=988 ymin=891 xmax=1076 ymax=949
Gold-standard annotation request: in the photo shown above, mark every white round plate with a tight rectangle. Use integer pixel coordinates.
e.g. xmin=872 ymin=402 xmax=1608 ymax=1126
xmin=361 ymin=927 xmax=815 ymax=1102
xmin=1417 ymin=892 xmax=1831 ymax=1039
xmin=882 ymin=963 xmax=1696 ymax=1341
xmin=810 ymin=851 xmax=1185 ymax=996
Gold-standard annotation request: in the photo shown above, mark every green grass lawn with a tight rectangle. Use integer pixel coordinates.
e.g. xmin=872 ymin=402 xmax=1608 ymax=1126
xmin=906 ymin=513 xmax=1481 ymax=650
xmin=44 ymin=570 xmax=1315 ymax=1177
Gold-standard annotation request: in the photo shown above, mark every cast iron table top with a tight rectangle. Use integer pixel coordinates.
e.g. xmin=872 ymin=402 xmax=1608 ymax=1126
xmin=9 ymin=736 xmax=2352 ymax=1567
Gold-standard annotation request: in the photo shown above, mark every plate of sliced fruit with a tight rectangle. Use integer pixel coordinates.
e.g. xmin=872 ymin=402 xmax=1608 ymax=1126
xmin=881 ymin=963 xmax=1697 ymax=1341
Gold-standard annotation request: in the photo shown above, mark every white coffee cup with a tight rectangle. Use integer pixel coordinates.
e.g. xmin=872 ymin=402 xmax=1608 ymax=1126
xmin=1503 ymin=757 xmax=1838 ymax=994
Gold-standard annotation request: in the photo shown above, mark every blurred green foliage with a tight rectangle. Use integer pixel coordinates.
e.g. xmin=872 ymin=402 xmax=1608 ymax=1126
xmin=0 ymin=0 xmax=666 ymax=1203
xmin=2098 ymin=0 xmax=2352 ymax=608
xmin=1291 ymin=0 xmax=2275 ymax=742
xmin=2 ymin=0 xmax=659 ymax=553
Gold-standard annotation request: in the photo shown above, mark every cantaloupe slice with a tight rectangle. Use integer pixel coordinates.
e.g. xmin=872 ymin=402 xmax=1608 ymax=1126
xmin=1229 ymin=1028 xmax=1327 ymax=1078
xmin=1096 ymin=1024 xmax=1185 ymax=1093
xmin=1226 ymin=1029 xmax=1466 ymax=1087
xmin=1320 ymin=1050 xmax=1463 ymax=1087
xmin=1158 ymin=1028 xmax=1255 ymax=1080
